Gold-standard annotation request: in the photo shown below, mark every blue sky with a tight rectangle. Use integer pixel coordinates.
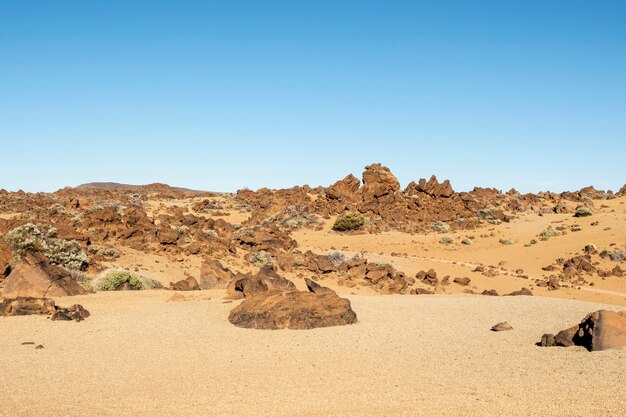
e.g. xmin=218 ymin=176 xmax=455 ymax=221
xmin=1 ymin=1 xmax=625 ymax=193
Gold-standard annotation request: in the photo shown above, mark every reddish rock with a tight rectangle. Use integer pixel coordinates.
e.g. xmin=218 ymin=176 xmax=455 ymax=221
xmin=199 ymin=259 xmax=234 ymax=289
xmin=326 ymin=174 xmax=360 ymax=201
xmin=453 ymin=277 xmax=471 ymax=286
xmin=0 ymin=297 xmax=89 ymax=321
xmin=228 ymin=289 xmax=357 ymax=330
xmin=1 ymin=252 xmax=87 ymax=298
xmin=540 ymin=310 xmax=626 ymax=351
xmin=410 ymin=175 xmax=454 ymax=198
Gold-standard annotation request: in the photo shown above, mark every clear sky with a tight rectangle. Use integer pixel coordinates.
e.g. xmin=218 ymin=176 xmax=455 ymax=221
xmin=1 ymin=1 xmax=625 ymax=194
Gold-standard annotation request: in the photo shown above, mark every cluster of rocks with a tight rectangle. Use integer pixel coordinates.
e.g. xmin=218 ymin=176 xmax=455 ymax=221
xmin=0 ymin=297 xmax=89 ymax=321
xmin=540 ymin=310 xmax=626 ymax=351
xmin=540 ymin=251 xmax=624 ymax=290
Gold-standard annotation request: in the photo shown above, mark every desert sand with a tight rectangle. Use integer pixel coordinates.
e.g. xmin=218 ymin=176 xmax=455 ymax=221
xmin=1 ymin=291 xmax=624 ymax=417
xmin=1 ymin=169 xmax=625 ymax=416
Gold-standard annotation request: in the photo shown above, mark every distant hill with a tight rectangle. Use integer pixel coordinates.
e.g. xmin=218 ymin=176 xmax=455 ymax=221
xmin=73 ymin=182 xmax=211 ymax=194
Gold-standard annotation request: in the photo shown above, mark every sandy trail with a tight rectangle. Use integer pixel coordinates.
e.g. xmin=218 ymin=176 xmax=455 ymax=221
xmin=1 ymin=290 xmax=624 ymax=417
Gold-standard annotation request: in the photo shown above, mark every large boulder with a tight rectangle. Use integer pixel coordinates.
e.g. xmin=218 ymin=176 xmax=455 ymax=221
xmin=228 ymin=284 xmax=357 ymax=330
xmin=361 ymin=163 xmax=400 ymax=200
xmin=540 ymin=310 xmax=626 ymax=351
xmin=1 ymin=252 xmax=88 ymax=298
xmin=198 ymin=259 xmax=233 ymax=289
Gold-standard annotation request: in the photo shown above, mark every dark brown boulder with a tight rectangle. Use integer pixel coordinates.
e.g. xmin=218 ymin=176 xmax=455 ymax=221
xmin=228 ymin=289 xmax=357 ymax=330
xmin=157 ymin=228 xmax=179 ymax=245
xmin=169 ymin=277 xmax=200 ymax=291
xmin=481 ymin=289 xmax=499 ymax=296
xmin=416 ymin=269 xmax=438 ymax=286
xmin=1 ymin=252 xmax=88 ymax=298
xmin=540 ymin=310 xmax=626 ymax=351
xmin=453 ymin=277 xmax=471 ymax=286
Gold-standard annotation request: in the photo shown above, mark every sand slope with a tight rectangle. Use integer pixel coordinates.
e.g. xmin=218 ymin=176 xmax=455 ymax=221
xmin=1 ymin=290 xmax=624 ymax=417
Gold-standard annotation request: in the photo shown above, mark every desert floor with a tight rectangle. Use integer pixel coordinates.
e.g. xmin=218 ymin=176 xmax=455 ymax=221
xmin=1 ymin=290 xmax=624 ymax=417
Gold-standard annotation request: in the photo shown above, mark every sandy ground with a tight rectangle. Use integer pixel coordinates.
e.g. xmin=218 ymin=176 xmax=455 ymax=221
xmin=294 ymin=197 xmax=626 ymax=306
xmin=1 ymin=290 xmax=624 ymax=417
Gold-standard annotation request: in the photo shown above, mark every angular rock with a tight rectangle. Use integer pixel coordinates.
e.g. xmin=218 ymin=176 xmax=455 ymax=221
xmin=540 ymin=310 xmax=626 ymax=351
xmin=453 ymin=277 xmax=471 ymax=286
xmin=505 ymin=288 xmax=533 ymax=296
xmin=199 ymin=259 xmax=233 ymax=289
xmin=1 ymin=252 xmax=88 ymax=298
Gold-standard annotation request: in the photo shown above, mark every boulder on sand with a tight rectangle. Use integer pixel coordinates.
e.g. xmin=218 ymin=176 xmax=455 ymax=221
xmin=228 ymin=278 xmax=357 ymax=330
xmin=1 ymin=252 xmax=88 ymax=298
xmin=0 ymin=297 xmax=90 ymax=322
xmin=169 ymin=276 xmax=200 ymax=291
xmin=540 ymin=310 xmax=626 ymax=351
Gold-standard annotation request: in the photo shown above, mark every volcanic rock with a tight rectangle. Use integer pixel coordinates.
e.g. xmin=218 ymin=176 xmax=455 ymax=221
xmin=453 ymin=277 xmax=471 ymax=286
xmin=0 ymin=297 xmax=89 ymax=321
xmin=228 ymin=289 xmax=357 ymax=330
xmin=540 ymin=310 xmax=626 ymax=351
xmin=1 ymin=252 xmax=87 ymax=298
xmin=199 ymin=259 xmax=233 ymax=289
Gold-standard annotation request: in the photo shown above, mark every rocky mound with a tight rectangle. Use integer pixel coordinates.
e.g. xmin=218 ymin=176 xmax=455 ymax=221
xmin=1 ymin=252 xmax=88 ymax=298
xmin=540 ymin=310 xmax=626 ymax=351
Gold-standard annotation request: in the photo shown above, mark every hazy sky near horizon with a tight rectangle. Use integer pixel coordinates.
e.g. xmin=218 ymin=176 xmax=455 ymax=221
xmin=1 ymin=1 xmax=625 ymax=194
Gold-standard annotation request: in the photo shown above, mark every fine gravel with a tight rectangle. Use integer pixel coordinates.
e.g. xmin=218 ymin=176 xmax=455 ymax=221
xmin=0 ymin=290 xmax=624 ymax=417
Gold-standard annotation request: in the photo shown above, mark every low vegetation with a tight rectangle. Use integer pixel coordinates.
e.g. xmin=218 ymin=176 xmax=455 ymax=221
xmin=332 ymin=213 xmax=365 ymax=232
xmin=86 ymin=269 xmax=156 ymax=291
xmin=4 ymin=223 xmax=88 ymax=270
xmin=439 ymin=236 xmax=454 ymax=245
xmin=574 ymin=205 xmax=593 ymax=217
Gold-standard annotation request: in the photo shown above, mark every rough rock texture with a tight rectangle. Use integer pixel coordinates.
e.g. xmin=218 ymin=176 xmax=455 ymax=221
xmin=505 ymin=288 xmax=533 ymax=296
xmin=540 ymin=310 xmax=626 ymax=351
xmin=0 ymin=240 xmax=13 ymax=279
xmin=0 ymin=297 xmax=89 ymax=321
xmin=413 ymin=175 xmax=454 ymax=198
xmin=170 ymin=277 xmax=200 ymax=291
xmin=226 ymin=266 xmax=296 ymax=299
xmin=326 ymin=174 xmax=361 ymax=201
xmin=1 ymin=252 xmax=88 ymax=298
xmin=198 ymin=259 xmax=234 ymax=289
xmin=228 ymin=288 xmax=357 ymax=330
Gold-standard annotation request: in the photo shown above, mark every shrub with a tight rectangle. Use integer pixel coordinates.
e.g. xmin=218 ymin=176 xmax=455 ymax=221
xmin=461 ymin=238 xmax=472 ymax=245
xmin=4 ymin=223 xmax=88 ymax=270
xmin=432 ymin=221 xmax=450 ymax=232
xmin=249 ymin=250 xmax=273 ymax=267
xmin=439 ymin=236 xmax=454 ymax=245
xmin=328 ymin=251 xmax=347 ymax=266
xmin=599 ymin=249 xmax=626 ymax=262
xmin=539 ymin=227 xmax=560 ymax=241
xmin=88 ymin=269 xmax=155 ymax=291
xmin=332 ymin=214 xmax=365 ymax=232
xmin=574 ymin=206 xmax=592 ymax=217
xmin=88 ymin=245 xmax=120 ymax=258
xmin=280 ymin=205 xmax=321 ymax=229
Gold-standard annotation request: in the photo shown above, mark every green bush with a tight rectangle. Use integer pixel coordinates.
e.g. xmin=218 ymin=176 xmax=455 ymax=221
xmin=432 ymin=221 xmax=450 ymax=232
xmin=249 ymin=250 xmax=273 ymax=267
xmin=332 ymin=214 xmax=365 ymax=232
xmin=574 ymin=206 xmax=593 ymax=217
xmin=4 ymin=223 xmax=88 ymax=270
xmin=87 ymin=269 xmax=155 ymax=291
xmin=539 ymin=227 xmax=560 ymax=241
xmin=439 ymin=236 xmax=454 ymax=245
